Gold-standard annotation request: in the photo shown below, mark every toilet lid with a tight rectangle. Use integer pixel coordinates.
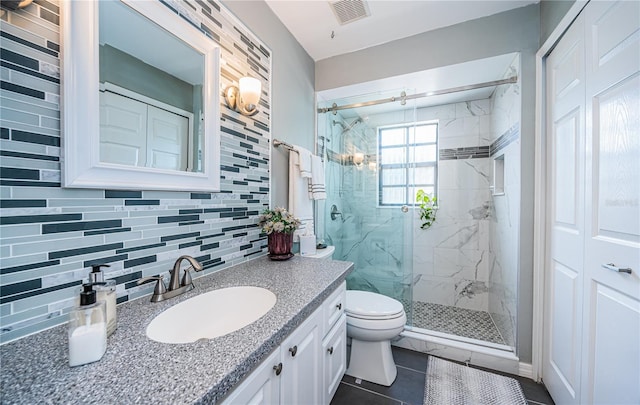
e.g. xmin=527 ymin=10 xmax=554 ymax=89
xmin=345 ymin=290 xmax=405 ymax=320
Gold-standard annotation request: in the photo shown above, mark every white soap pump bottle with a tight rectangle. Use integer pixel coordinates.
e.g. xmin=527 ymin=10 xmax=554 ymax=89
xmin=68 ymin=283 xmax=107 ymax=367
xmin=89 ymin=264 xmax=117 ymax=336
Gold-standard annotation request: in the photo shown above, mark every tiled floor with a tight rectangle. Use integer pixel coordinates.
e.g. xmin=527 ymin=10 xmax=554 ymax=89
xmin=410 ymin=301 xmax=506 ymax=345
xmin=330 ymin=346 xmax=555 ymax=405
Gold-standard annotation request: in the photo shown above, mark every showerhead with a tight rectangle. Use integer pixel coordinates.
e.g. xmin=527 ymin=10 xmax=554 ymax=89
xmin=333 ymin=118 xmax=362 ymax=133
xmin=332 ymin=120 xmax=347 ymax=130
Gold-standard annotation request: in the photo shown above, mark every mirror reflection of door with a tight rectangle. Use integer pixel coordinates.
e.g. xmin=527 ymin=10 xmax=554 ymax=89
xmin=100 ymin=87 xmax=191 ymax=171
xmin=98 ymin=0 xmax=204 ymax=173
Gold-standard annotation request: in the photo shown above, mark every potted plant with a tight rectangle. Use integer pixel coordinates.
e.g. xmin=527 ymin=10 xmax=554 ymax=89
xmin=258 ymin=207 xmax=301 ymax=260
xmin=416 ymin=189 xmax=438 ymax=229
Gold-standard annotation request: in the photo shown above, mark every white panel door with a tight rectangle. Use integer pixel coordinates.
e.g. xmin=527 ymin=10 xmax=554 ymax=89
xmin=544 ymin=13 xmax=586 ymax=405
xmin=99 ymin=91 xmax=147 ymax=167
xmin=581 ymin=2 xmax=640 ymax=404
xmin=147 ymin=105 xmax=189 ymax=171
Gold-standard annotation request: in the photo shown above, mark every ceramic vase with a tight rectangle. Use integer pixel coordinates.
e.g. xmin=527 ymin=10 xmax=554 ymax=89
xmin=268 ymin=232 xmax=293 ymax=260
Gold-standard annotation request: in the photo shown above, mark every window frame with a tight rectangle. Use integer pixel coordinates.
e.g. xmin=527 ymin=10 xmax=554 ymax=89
xmin=377 ymin=121 xmax=438 ymax=207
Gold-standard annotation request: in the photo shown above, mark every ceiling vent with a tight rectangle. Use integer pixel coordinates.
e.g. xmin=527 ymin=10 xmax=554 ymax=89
xmin=329 ymin=0 xmax=371 ymax=25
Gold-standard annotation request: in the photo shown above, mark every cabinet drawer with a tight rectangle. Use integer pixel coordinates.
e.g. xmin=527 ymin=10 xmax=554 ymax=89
xmin=322 ymin=281 xmax=346 ymax=337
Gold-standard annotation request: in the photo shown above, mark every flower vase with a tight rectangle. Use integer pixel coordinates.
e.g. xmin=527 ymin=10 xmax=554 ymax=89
xmin=268 ymin=232 xmax=294 ymax=260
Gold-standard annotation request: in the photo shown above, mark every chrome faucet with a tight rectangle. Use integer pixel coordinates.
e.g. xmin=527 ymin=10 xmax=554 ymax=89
xmin=137 ymin=255 xmax=204 ymax=302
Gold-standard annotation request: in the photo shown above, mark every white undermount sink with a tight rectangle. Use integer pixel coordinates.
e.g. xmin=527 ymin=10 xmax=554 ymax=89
xmin=145 ymin=286 xmax=277 ymax=344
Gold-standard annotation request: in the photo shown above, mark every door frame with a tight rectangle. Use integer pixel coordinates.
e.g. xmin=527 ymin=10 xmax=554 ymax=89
xmin=532 ymin=0 xmax=589 ymax=383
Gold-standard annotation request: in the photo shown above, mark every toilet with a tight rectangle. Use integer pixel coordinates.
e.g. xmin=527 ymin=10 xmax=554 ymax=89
xmin=345 ymin=290 xmax=407 ymax=386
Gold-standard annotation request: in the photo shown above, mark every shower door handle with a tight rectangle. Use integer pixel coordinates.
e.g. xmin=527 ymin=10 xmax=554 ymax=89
xmin=401 ymin=205 xmax=409 ymax=213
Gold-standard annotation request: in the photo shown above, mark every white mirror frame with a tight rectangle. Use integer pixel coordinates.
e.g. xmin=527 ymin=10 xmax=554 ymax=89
xmin=61 ymin=0 xmax=221 ymax=191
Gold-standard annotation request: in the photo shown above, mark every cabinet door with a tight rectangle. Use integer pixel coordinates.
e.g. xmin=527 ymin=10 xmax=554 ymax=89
xmin=221 ymin=348 xmax=281 ymax=405
xmin=322 ymin=314 xmax=347 ymax=405
xmin=280 ymin=309 xmax=321 ymax=405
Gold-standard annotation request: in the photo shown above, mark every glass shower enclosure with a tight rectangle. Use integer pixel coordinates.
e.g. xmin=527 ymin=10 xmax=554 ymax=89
xmin=316 ymin=54 xmax=521 ymax=354
xmin=316 ymin=89 xmax=420 ymax=325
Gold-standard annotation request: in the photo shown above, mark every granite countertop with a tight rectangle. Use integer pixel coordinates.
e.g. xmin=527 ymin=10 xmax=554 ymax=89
xmin=0 ymin=256 xmax=353 ymax=404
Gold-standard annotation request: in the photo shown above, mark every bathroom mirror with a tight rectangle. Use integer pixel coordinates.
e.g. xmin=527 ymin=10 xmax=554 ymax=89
xmin=62 ymin=0 xmax=221 ymax=191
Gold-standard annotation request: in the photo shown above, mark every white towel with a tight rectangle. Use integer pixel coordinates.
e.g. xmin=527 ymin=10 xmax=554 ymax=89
xmin=309 ymin=155 xmax=326 ymax=200
xmin=289 ymin=149 xmax=313 ymax=222
xmin=293 ymin=146 xmax=312 ymax=178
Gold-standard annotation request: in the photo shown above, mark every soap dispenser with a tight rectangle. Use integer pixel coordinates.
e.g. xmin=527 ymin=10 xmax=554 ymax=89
xmin=89 ymin=264 xmax=117 ymax=336
xmin=68 ymin=283 xmax=107 ymax=367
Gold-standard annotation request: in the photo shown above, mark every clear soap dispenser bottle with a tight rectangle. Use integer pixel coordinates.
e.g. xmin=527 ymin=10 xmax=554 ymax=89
xmin=68 ymin=283 xmax=107 ymax=367
xmin=89 ymin=264 xmax=117 ymax=336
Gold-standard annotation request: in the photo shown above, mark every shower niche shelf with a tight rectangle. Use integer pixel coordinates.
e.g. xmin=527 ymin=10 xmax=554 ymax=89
xmin=492 ymin=154 xmax=505 ymax=196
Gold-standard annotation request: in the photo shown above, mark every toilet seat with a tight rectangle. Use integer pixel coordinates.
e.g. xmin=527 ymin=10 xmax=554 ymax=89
xmin=345 ymin=290 xmax=405 ymax=320
xmin=346 ymin=311 xmax=407 ymax=332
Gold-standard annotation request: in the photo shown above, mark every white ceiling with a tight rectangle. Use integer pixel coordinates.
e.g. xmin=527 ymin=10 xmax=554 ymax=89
xmin=265 ymin=0 xmax=538 ymax=61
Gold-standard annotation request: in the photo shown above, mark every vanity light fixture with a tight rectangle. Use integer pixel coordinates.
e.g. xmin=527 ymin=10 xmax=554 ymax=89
xmin=224 ymin=77 xmax=262 ymax=116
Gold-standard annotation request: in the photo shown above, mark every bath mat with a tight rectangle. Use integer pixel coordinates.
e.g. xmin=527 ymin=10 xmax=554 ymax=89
xmin=424 ymin=356 xmax=527 ymax=405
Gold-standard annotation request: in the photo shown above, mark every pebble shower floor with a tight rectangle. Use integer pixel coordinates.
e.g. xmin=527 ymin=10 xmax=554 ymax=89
xmin=410 ymin=301 xmax=506 ymax=345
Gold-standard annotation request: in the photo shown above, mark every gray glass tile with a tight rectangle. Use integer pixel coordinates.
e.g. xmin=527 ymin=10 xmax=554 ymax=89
xmin=0 ymin=313 xmax=66 ymax=344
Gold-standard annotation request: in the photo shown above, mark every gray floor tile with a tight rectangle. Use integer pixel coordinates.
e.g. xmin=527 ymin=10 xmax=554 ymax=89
xmin=333 ymin=346 xmax=555 ymax=405
xmin=342 ymin=366 xmax=425 ymax=405
xmin=391 ymin=346 xmax=428 ymax=372
xmin=518 ymin=377 xmax=555 ymax=404
xmin=330 ymin=382 xmax=402 ymax=405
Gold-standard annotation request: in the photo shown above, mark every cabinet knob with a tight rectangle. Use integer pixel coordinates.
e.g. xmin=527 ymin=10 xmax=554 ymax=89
xmin=327 ymin=347 xmax=334 ymax=355
xmin=273 ymin=362 xmax=283 ymax=376
xmin=289 ymin=345 xmax=298 ymax=357
xmin=336 ymin=303 xmax=342 ymax=310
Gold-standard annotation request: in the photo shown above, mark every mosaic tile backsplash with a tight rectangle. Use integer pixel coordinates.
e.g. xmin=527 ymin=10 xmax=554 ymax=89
xmin=0 ymin=0 xmax=271 ymax=343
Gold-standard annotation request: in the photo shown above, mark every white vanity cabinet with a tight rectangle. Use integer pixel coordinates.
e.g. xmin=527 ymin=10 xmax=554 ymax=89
xmin=220 ymin=348 xmax=281 ymax=405
xmin=280 ymin=308 xmax=322 ymax=404
xmin=222 ymin=282 xmax=346 ymax=405
xmin=320 ymin=283 xmax=347 ymax=403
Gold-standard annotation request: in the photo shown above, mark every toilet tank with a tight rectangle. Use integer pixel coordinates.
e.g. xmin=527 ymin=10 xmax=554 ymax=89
xmin=300 ymin=245 xmax=335 ymax=260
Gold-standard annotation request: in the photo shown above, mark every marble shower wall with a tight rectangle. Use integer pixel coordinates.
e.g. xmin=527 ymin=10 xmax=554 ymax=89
xmin=321 ymin=101 xmax=495 ymax=309
xmin=411 ymin=100 xmax=493 ymax=312
xmin=488 ymin=54 xmax=521 ymax=350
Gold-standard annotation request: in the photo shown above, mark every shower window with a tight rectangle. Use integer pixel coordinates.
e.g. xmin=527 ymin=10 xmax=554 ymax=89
xmin=378 ymin=122 xmax=438 ymax=206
